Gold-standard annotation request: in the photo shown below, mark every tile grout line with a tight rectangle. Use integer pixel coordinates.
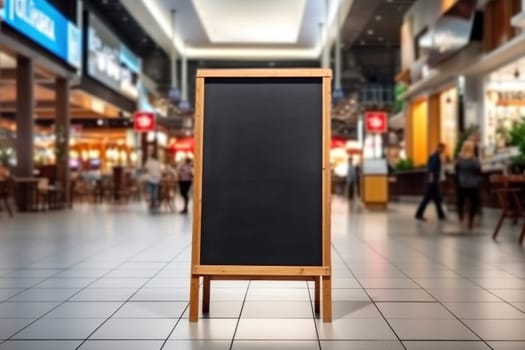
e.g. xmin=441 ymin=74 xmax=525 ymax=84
xmin=0 ymin=235 xmax=169 ymax=344
xmin=2 ymin=236 xmax=187 ymax=344
xmin=0 ymin=232 xmax=139 ymax=305
xmin=305 ymin=280 xmax=322 ymax=350
xmin=398 ymin=228 xmax=525 ymax=317
xmin=159 ymin=303 xmax=189 ymax=350
xmin=74 ymin=242 xmax=191 ymax=349
xmin=331 ymin=244 xmax=408 ymax=350
xmin=229 ymin=280 xmax=251 ymax=350
xmin=348 ymin=235 xmax=495 ymax=349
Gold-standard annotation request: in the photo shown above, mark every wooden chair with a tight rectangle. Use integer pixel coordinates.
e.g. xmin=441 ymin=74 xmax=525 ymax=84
xmin=36 ymin=177 xmax=50 ymax=211
xmin=0 ymin=179 xmax=13 ymax=217
xmin=159 ymin=180 xmax=177 ymax=212
xmin=128 ymin=178 xmax=142 ymax=202
xmin=490 ymin=174 xmax=525 ymax=244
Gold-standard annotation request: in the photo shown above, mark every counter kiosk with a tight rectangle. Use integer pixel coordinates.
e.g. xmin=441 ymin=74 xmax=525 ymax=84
xmin=362 ymin=159 xmax=389 ymax=209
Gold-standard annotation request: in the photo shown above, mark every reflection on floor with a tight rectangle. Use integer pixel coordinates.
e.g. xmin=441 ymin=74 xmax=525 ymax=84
xmin=0 ymin=198 xmax=524 ymax=349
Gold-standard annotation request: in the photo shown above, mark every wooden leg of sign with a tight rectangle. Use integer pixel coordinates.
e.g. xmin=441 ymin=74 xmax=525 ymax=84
xmin=202 ymin=276 xmax=211 ymax=314
xmin=322 ymin=275 xmax=332 ymax=322
xmin=189 ymin=275 xmax=200 ymax=322
xmin=314 ymin=276 xmax=320 ymax=314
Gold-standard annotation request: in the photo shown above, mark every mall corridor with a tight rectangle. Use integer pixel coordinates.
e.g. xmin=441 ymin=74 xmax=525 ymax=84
xmin=3 ymin=0 xmax=525 ymax=348
xmin=0 ymin=200 xmax=524 ymax=349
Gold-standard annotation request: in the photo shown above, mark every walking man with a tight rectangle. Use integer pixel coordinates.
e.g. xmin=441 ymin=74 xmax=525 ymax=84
xmin=415 ymin=143 xmax=447 ymax=221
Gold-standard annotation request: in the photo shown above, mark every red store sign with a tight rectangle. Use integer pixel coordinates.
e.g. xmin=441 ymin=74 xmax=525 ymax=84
xmin=133 ymin=112 xmax=156 ymax=132
xmin=169 ymin=137 xmax=195 ymax=153
xmin=365 ymin=111 xmax=388 ymax=133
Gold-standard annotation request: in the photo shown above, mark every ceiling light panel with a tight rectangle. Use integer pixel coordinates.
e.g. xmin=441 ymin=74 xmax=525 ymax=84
xmin=192 ymin=0 xmax=307 ymax=44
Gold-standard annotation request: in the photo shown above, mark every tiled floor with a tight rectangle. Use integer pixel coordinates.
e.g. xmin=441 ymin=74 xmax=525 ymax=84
xmin=0 ymin=198 xmax=524 ymax=349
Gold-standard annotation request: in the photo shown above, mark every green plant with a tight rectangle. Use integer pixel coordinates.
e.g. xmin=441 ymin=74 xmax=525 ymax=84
xmin=508 ymin=118 xmax=525 ymax=164
xmin=453 ymin=124 xmax=479 ymax=158
xmin=0 ymin=144 xmax=10 ymax=166
xmin=395 ymin=158 xmax=414 ymax=171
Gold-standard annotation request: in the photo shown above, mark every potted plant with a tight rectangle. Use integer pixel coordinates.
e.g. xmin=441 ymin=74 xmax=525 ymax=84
xmin=508 ymin=118 xmax=525 ymax=174
xmin=394 ymin=158 xmax=414 ymax=171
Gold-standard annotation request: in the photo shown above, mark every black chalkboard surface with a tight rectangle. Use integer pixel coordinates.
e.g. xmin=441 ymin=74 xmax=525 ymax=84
xmin=200 ymin=77 xmax=323 ymax=266
xmin=189 ymin=69 xmax=333 ymax=323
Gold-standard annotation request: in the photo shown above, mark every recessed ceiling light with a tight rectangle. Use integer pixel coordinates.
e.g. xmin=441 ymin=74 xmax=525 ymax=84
xmin=367 ymin=29 xmax=374 ymax=35
xmin=193 ymin=0 xmax=305 ymax=44
xmin=375 ymin=15 xmax=382 ymax=21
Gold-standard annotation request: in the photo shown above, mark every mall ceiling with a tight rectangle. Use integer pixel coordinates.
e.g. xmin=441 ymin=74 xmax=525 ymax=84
xmin=87 ymin=0 xmax=415 ymax=86
xmin=343 ymin=0 xmax=417 ymax=48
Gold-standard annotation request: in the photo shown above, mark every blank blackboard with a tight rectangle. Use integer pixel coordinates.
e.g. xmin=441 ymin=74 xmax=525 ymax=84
xmin=200 ymin=77 xmax=323 ymax=266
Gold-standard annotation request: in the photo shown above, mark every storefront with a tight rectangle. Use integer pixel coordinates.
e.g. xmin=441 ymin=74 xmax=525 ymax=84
xmin=168 ymin=137 xmax=194 ymax=163
xmin=483 ymin=58 xmax=525 ymax=153
xmin=437 ymin=86 xmax=459 ymax=158
xmin=68 ymin=128 xmax=139 ymax=172
xmin=405 ymin=97 xmax=428 ymax=166
xmin=67 ymin=9 xmax=142 ymax=173
xmin=0 ymin=0 xmax=81 ymax=208
xmin=398 ymin=0 xmax=486 ymax=167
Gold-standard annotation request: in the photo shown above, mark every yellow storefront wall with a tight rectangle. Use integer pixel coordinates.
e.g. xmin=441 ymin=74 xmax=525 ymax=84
xmin=406 ymin=99 xmax=429 ymax=166
xmin=428 ymin=94 xmax=441 ymax=157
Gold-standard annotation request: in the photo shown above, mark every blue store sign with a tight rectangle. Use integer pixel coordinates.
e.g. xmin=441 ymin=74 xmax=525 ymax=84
xmin=1 ymin=0 xmax=81 ymax=68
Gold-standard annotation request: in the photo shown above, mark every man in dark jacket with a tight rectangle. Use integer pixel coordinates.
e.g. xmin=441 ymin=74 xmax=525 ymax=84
xmin=415 ymin=143 xmax=447 ymax=221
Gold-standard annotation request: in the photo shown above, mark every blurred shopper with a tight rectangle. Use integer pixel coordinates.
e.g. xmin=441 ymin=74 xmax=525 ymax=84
xmin=0 ymin=163 xmax=9 ymax=180
xmin=144 ymin=153 xmax=162 ymax=210
xmin=415 ymin=143 xmax=447 ymax=221
xmin=455 ymin=141 xmax=482 ymax=230
xmin=347 ymin=158 xmax=356 ymax=200
xmin=178 ymin=158 xmax=193 ymax=214
xmin=355 ymin=162 xmax=362 ymax=197
xmin=467 ymin=130 xmax=484 ymax=219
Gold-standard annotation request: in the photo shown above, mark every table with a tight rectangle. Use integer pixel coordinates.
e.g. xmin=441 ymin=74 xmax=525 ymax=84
xmin=14 ymin=178 xmax=39 ymax=212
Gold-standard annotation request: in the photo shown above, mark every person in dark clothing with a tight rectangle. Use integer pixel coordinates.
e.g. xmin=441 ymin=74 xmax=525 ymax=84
xmin=347 ymin=158 xmax=356 ymax=200
xmin=415 ymin=143 xmax=447 ymax=221
xmin=178 ymin=158 xmax=193 ymax=214
xmin=455 ymin=141 xmax=482 ymax=230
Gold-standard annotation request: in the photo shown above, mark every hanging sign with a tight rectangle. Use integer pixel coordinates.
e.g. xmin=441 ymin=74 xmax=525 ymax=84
xmin=133 ymin=112 xmax=156 ymax=133
xmin=365 ymin=111 xmax=388 ymax=133
xmin=2 ymin=0 xmax=81 ymax=68
xmin=87 ymin=13 xmax=140 ymax=99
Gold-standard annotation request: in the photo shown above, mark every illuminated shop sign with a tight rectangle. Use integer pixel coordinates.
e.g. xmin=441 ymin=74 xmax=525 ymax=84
xmin=87 ymin=13 xmax=140 ymax=100
xmin=365 ymin=111 xmax=388 ymax=134
xmin=1 ymin=0 xmax=81 ymax=68
xmin=133 ymin=111 xmax=156 ymax=133
xmin=488 ymin=90 xmax=525 ymax=106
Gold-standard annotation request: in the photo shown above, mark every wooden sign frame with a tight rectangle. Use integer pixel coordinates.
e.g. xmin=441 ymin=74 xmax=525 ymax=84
xmin=189 ymin=68 xmax=332 ymax=322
